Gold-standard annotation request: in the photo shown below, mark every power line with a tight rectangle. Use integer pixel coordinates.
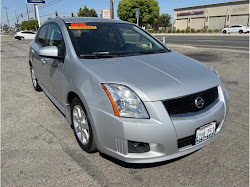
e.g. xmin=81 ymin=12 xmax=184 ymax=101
xmin=39 ymin=0 xmax=63 ymax=9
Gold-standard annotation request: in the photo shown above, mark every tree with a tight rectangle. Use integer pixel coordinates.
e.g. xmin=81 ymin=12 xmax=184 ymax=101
xmin=78 ymin=5 xmax=98 ymax=17
xmin=152 ymin=20 xmax=160 ymax=30
xmin=158 ymin=13 xmax=172 ymax=29
xmin=20 ymin=20 xmax=38 ymax=30
xmin=117 ymin=0 xmax=160 ymax=26
xmin=3 ymin=24 xmax=9 ymax=32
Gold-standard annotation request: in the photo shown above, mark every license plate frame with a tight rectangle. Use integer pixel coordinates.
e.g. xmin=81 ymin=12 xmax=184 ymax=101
xmin=195 ymin=122 xmax=216 ymax=145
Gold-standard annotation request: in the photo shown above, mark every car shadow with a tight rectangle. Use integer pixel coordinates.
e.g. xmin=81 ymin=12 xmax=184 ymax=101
xmin=99 ymin=150 xmax=199 ymax=169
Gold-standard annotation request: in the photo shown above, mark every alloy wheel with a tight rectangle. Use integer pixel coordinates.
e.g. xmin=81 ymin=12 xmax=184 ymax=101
xmin=72 ymin=105 xmax=90 ymax=145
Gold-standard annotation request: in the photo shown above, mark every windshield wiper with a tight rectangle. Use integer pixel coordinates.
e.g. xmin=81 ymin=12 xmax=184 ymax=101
xmin=137 ymin=50 xmax=168 ymax=55
xmin=80 ymin=54 xmax=118 ymax=59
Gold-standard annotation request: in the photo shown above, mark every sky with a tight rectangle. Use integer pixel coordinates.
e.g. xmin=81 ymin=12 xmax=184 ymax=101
xmin=1 ymin=0 xmax=242 ymax=27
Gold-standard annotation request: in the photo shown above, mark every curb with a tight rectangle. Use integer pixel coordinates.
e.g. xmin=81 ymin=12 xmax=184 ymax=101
xmin=152 ymin=33 xmax=249 ymax=37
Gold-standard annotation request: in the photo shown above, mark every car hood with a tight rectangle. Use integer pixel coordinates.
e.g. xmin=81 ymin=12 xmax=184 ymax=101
xmin=81 ymin=52 xmax=221 ymax=102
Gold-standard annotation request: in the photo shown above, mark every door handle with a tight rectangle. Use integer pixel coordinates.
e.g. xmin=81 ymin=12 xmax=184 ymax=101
xmin=41 ymin=59 xmax=46 ymax=64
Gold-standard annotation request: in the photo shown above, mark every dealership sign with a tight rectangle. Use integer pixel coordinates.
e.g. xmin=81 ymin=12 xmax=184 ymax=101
xmin=26 ymin=0 xmax=46 ymax=4
xmin=177 ymin=10 xmax=204 ymax=17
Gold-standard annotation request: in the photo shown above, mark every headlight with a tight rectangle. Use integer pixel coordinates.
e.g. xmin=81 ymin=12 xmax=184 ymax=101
xmin=101 ymin=83 xmax=149 ymax=119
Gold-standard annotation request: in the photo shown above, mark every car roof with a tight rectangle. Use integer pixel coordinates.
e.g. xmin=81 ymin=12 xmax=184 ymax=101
xmin=61 ymin=17 xmax=131 ymax=24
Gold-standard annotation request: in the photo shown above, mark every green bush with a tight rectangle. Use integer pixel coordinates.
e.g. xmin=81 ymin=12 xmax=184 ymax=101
xmin=181 ymin=30 xmax=185 ymax=33
xmin=185 ymin=29 xmax=190 ymax=33
xmin=159 ymin=30 xmax=164 ymax=33
xmin=196 ymin=29 xmax=201 ymax=33
xmin=176 ymin=29 xmax=180 ymax=33
xmin=208 ymin=29 xmax=213 ymax=33
xmin=190 ymin=29 xmax=196 ymax=33
xmin=200 ymin=29 xmax=206 ymax=33
xmin=167 ymin=29 xmax=172 ymax=33
xmin=214 ymin=29 xmax=220 ymax=33
xmin=20 ymin=20 xmax=38 ymax=30
xmin=172 ymin=30 xmax=176 ymax=33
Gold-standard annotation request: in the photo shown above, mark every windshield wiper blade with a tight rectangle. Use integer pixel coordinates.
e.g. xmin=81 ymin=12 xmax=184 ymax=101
xmin=137 ymin=50 xmax=168 ymax=55
xmin=80 ymin=54 xmax=118 ymax=59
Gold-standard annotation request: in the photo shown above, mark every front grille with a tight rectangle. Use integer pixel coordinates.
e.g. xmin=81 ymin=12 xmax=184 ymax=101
xmin=163 ymin=87 xmax=218 ymax=116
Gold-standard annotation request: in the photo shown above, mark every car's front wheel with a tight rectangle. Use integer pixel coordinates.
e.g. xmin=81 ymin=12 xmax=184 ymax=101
xmin=30 ymin=66 xmax=42 ymax=91
xmin=223 ymin=30 xmax=227 ymax=34
xmin=71 ymin=97 xmax=97 ymax=153
xmin=239 ymin=30 xmax=243 ymax=34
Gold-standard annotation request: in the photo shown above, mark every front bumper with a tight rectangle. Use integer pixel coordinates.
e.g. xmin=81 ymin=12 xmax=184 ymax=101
xmin=90 ymin=85 xmax=229 ymax=163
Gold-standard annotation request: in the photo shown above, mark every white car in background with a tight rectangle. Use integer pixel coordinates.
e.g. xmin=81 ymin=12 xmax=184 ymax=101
xmin=222 ymin=25 xmax=249 ymax=34
xmin=15 ymin=31 xmax=36 ymax=40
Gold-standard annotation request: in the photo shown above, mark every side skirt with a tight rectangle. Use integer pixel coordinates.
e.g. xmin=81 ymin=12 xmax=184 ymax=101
xmin=38 ymin=81 xmax=66 ymax=116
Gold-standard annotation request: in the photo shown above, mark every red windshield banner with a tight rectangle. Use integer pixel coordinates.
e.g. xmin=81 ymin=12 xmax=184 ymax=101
xmin=69 ymin=23 xmax=97 ymax=29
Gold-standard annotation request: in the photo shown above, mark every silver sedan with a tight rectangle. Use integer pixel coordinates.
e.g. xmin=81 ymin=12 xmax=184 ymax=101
xmin=29 ymin=17 xmax=229 ymax=163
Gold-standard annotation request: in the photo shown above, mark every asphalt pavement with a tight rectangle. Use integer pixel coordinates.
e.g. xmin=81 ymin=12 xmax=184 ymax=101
xmin=154 ymin=34 xmax=249 ymax=51
xmin=1 ymin=35 xmax=249 ymax=187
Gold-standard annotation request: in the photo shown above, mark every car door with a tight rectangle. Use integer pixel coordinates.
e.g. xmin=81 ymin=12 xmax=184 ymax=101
xmin=231 ymin=26 xmax=239 ymax=33
xmin=43 ymin=23 xmax=65 ymax=104
xmin=31 ymin=24 xmax=49 ymax=86
xmin=228 ymin=26 xmax=234 ymax=33
xmin=26 ymin=31 xmax=34 ymax=39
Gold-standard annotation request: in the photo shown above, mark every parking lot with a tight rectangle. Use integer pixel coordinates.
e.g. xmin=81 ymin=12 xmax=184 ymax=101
xmin=1 ymin=35 xmax=249 ymax=187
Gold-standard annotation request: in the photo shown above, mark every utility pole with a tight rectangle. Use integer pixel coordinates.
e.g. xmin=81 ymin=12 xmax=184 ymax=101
xmin=34 ymin=4 xmax=37 ymax=20
xmin=26 ymin=3 xmax=30 ymax=21
xmin=15 ymin=10 xmax=18 ymax=24
xmin=110 ymin=0 xmax=114 ymax=19
xmin=4 ymin=7 xmax=10 ymax=28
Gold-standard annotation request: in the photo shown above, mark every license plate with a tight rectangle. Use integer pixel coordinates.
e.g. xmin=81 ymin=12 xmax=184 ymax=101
xmin=195 ymin=122 xmax=216 ymax=144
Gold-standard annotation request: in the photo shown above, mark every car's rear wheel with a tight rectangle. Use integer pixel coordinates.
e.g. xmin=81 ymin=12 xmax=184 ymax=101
xmin=30 ymin=66 xmax=42 ymax=91
xmin=223 ymin=30 xmax=227 ymax=34
xmin=239 ymin=30 xmax=243 ymax=34
xmin=71 ymin=97 xmax=97 ymax=153
xmin=20 ymin=36 xmax=25 ymax=40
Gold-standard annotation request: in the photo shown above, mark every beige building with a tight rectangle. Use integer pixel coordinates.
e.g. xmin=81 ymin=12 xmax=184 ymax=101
xmin=173 ymin=0 xmax=249 ymax=31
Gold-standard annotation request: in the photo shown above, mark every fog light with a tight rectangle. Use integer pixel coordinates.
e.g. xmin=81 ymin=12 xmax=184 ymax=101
xmin=128 ymin=141 xmax=150 ymax=153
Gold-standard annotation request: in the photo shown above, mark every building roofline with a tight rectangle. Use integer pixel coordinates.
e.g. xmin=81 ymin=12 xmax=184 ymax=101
xmin=174 ymin=0 xmax=249 ymax=11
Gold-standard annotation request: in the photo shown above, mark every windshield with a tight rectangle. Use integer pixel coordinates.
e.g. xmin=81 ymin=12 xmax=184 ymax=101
xmin=66 ymin=22 xmax=169 ymax=58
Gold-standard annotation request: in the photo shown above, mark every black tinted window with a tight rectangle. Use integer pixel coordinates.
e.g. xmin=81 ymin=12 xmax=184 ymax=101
xmin=67 ymin=22 xmax=167 ymax=57
xmin=37 ymin=25 xmax=48 ymax=46
xmin=45 ymin=23 xmax=65 ymax=56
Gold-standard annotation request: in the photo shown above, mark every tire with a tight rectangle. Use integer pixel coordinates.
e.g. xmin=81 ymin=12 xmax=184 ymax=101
xmin=20 ymin=36 xmax=25 ymax=40
xmin=71 ymin=97 xmax=97 ymax=153
xmin=239 ymin=30 xmax=243 ymax=34
xmin=30 ymin=65 xmax=42 ymax=91
xmin=223 ymin=30 xmax=227 ymax=34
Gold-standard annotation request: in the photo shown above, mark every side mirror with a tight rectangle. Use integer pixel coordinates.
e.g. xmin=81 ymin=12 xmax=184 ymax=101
xmin=39 ymin=46 xmax=58 ymax=58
